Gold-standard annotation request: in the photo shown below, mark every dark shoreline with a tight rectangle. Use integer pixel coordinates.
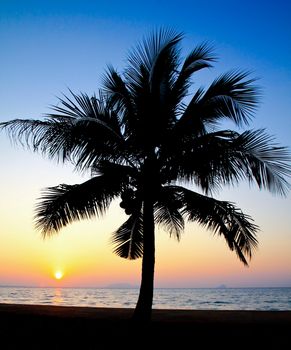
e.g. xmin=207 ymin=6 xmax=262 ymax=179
xmin=1 ymin=303 xmax=290 ymax=349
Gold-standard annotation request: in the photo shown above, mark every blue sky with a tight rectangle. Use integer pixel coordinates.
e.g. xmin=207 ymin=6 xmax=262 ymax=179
xmin=1 ymin=0 xmax=290 ymax=138
xmin=0 ymin=0 xmax=290 ymax=287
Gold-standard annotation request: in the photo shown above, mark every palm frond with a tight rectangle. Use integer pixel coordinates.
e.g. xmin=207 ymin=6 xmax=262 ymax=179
xmin=171 ymin=42 xmax=216 ymax=104
xmin=160 ymin=130 xmax=240 ymax=193
xmin=91 ymin=160 xmax=139 ymax=180
xmin=164 ymin=129 xmax=290 ymax=195
xmin=102 ymin=66 xmax=134 ymax=114
xmin=35 ymin=172 xmax=126 ymax=237
xmin=111 ymin=211 xmax=143 ymax=259
xmin=148 ymin=30 xmax=182 ymax=90
xmin=49 ymin=90 xmax=123 ymax=138
xmin=154 ymin=186 xmax=184 ymax=240
xmin=182 ymin=42 xmax=216 ymax=73
xmin=0 ymin=118 xmax=53 ymax=150
xmin=126 ymin=29 xmax=182 ymax=108
xmin=1 ymin=92 xmax=125 ymax=170
xmin=123 ymin=28 xmax=183 ymax=146
xmin=177 ymin=186 xmax=258 ymax=265
xmin=234 ymin=129 xmax=291 ymax=195
xmin=178 ymin=70 xmax=260 ymax=135
xmin=102 ymin=65 xmax=139 ymax=140
xmin=203 ymin=70 xmax=260 ymax=125
xmin=126 ymin=28 xmax=183 ymax=83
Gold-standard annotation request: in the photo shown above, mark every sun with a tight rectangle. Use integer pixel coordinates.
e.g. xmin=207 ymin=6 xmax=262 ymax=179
xmin=54 ymin=271 xmax=63 ymax=280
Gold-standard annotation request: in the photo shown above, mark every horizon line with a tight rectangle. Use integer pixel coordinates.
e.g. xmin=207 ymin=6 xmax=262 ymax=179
xmin=0 ymin=284 xmax=291 ymax=289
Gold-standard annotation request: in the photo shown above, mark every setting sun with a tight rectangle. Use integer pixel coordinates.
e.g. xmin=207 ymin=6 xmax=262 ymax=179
xmin=54 ymin=271 xmax=63 ymax=280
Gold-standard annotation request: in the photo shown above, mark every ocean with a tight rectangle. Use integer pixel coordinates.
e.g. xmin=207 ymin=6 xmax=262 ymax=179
xmin=1 ymin=287 xmax=290 ymax=310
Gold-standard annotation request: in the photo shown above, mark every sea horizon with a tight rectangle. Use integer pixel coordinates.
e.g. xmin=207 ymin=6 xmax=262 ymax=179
xmin=1 ymin=286 xmax=290 ymax=310
xmin=1 ymin=284 xmax=291 ymax=289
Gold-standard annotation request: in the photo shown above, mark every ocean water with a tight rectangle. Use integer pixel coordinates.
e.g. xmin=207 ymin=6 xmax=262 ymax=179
xmin=0 ymin=287 xmax=290 ymax=310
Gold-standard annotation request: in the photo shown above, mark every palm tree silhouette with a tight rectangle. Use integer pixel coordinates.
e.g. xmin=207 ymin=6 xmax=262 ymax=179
xmin=1 ymin=29 xmax=290 ymax=321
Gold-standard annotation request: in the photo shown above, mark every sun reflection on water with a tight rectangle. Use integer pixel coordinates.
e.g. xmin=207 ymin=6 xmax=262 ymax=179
xmin=52 ymin=288 xmax=64 ymax=305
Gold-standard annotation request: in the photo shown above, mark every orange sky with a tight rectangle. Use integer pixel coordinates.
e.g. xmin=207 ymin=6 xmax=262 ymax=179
xmin=0 ymin=145 xmax=290 ymax=288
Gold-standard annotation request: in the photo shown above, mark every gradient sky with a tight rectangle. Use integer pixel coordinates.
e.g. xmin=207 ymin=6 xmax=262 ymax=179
xmin=0 ymin=0 xmax=290 ymax=288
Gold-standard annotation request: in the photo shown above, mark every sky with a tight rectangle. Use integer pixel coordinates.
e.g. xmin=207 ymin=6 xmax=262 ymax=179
xmin=0 ymin=0 xmax=290 ymax=288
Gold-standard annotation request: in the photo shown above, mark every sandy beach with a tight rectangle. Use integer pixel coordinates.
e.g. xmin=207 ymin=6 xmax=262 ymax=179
xmin=0 ymin=303 xmax=290 ymax=349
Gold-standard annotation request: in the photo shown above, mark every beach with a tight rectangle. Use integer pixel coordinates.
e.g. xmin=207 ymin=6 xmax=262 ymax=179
xmin=0 ymin=304 xmax=290 ymax=349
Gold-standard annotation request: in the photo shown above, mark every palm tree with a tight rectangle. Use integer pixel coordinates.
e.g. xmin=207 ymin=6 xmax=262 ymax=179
xmin=1 ymin=29 xmax=290 ymax=321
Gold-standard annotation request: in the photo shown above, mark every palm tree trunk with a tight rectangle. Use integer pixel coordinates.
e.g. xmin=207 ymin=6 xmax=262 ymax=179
xmin=132 ymin=196 xmax=155 ymax=321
